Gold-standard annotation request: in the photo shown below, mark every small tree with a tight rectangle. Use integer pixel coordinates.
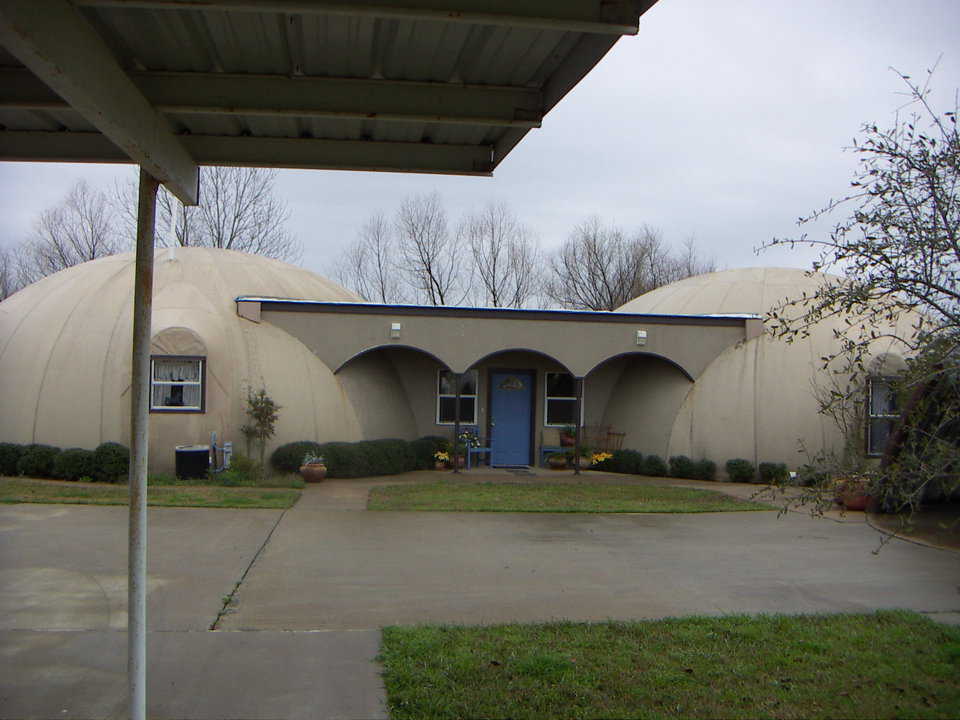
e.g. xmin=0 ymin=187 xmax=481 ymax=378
xmin=240 ymin=387 xmax=281 ymax=480
xmin=762 ymin=67 xmax=959 ymax=514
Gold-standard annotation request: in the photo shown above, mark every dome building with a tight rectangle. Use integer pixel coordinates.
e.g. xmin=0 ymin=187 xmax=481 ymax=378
xmin=1 ymin=257 xmax=908 ymax=476
xmin=0 ymin=248 xmax=364 ymax=474
xmin=613 ymin=267 xmax=913 ymax=469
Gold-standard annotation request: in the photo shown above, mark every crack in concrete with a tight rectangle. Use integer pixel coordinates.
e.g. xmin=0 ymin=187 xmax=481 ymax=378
xmin=209 ymin=506 xmax=291 ymax=631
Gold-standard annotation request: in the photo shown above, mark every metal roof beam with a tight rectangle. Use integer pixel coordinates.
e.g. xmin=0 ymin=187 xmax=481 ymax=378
xmin=77 ymin=0 xmax=650 ymax=36
xmin=0 ymin=68 xmax=543 ymax=128
xmin=0 ymin=0 xmax=199 ymax=204
xmin=0 ymin=131 xmax=494 ymax=176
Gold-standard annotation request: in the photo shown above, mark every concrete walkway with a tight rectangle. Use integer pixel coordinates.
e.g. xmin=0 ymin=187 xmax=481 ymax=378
xmin=222 ymin=474 xmax=960 ymax=630
xmin=2 ymin=471 xmax=959 ymax=718
xmin=0 ymin=503 xmax=386 ymax=719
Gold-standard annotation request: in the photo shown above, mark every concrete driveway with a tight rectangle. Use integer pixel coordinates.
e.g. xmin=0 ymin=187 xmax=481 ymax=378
xmin=2 ymin=473 xmax=959 ymax=719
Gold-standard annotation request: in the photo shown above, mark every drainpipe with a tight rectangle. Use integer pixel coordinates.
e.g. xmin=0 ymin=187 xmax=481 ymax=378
xmin=129 ymin=168 xmax=158 ymax=720
xmin=453 ymin=372 xmax=461 ymax=474
xmin=573 ymin=377 xmax=583 ymax=476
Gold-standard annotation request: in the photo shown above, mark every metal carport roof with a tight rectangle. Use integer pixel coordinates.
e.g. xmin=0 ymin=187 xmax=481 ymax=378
xmin=0 ymin=2 xmax=658 ymax=717
xmin=1 ymin=0 xmax=657 ymax=203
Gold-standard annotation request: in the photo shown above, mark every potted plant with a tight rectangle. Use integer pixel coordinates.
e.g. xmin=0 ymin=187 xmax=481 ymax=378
xmin=837 ymin=474 xmax=872 ymax=511
xmin=546 ymin=452 xmax=567 ymax=470
xmin=299 ymin=453 xmax=327 ymax=482
xmin=560 ymin=425 xmax=576 ymax=447
xmin=454 ymin=429 xmax=480 ymax=468
xmin=434 ymin=450 xmax=450 ymax=470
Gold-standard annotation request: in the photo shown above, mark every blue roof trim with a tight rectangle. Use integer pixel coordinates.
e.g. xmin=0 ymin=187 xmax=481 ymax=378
xmin=234 ymin=297 xmax=760 ymax=323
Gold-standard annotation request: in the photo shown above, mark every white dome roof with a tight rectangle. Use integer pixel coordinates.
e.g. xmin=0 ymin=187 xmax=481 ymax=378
xmin=617 ymin=266 xmax=830 ymax=316
xmin=0 ymin=248 xmax=363 ymax=471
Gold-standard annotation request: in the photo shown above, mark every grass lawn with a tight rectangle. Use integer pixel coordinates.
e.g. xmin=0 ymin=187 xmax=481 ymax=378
xmin=368 ymin=482 xmax=770 ymax=513
xmin=380 ymin=611 xmax=960 ymax=720
xmin=0 ymin=477 xmax=300 ymax=509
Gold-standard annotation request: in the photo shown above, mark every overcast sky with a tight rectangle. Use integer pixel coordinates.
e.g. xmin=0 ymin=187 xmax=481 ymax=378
xmin=1 ymin=0 xmax=957 ymax=280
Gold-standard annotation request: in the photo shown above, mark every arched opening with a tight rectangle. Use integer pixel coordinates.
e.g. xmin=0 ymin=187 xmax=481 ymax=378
xmin=587 ymin=351 xmax=694 ymax=459
xmin=336 ymin=345 xmax=452 ymax=442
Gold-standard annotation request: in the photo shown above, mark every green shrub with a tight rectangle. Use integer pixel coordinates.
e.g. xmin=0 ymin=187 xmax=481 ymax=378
xmin=93 ymin=442 xmax=130 ymax=483
xmin=594 ymin=449 xmax=644 ymax=474
xmin=0 ymin=443 xmax=25 ymax=476
xmin=17 ymin=444 xmax=61 ymax=478
xmin=270 ymin=441 xmax=323 ymax=474
xmin=759 ymin=462 xmax=789 ymax=484
xmin=669 ymin=455 xmax=697 ymax=479
xmin=318 ymin=442 xmax=366 ymax=478
xmin=643 ymin=454 xmax=668 ymax=477
xmin=725 ymin=458 xmax=756 ymax=483
xmin=692 ymin=459 xmax=717 ymax=481
xmin=53 ymin=448 xmax=96 ymax=481
xmin=411 ymin=436 xmax=448 ymax=469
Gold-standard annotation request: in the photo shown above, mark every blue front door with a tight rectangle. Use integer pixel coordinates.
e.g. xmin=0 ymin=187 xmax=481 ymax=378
xmin=490 ymin=371 xmax=534 ymax=466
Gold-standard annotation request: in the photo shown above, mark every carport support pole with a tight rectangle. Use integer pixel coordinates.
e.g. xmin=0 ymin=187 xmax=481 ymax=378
xmin=452 ymin=373 xmax=461 ymax=474
xmin=128 ymin=168 xmax=159 ymax=720
xmin=573 ymin=378 xmax=583 ymax=476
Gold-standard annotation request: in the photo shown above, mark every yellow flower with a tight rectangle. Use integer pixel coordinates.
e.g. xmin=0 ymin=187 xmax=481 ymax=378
xmin=590 ymin=452 xmax=612 ymax=465
xmin=434 ymin=450 xmax=450 ymax=461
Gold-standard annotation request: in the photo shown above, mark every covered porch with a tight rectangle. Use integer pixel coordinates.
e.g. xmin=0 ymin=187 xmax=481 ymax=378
xmin=237 ymin=299 xmax=762 ymax=467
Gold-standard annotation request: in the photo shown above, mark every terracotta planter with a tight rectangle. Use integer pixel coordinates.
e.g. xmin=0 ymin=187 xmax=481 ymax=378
xmin=560 ymin=434 xmax=575 ymax=447
xmin=299 ymin=463 xmax=327 ymax=483
xmin=842 ymin=492 xmax=871 ymax=511
xmin=435 ymin=461 xmax=448 ymax=471
xmin=837 ymin=478 xmax=871 ymax=511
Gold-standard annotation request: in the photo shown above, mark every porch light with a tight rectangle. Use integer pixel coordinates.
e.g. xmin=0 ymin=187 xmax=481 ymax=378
xmin=390 ymin=322 xmax=402 ymax=338
xmin=636 ymin=329 xmax=647 ymax=346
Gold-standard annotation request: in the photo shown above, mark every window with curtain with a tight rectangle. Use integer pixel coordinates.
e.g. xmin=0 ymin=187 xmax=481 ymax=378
xmin=867 ymin=377 xmax=898 ymax=456
xmin=436 ymin=369 xmax=478 ymax=424
xmin=151 ymin=356 xmax=205 ymax=412
xmin=545 ymin=372 xmax=580 ymax=426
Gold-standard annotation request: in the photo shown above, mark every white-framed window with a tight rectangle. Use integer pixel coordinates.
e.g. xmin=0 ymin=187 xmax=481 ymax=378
xmin=867 ymin=376 xmax=898 ymax=456
xmin=544 ymin=372 xmax=581 ymax=426
xmin=151 ymin=356 xmax=205 ymax=413
xmin=436 ymin=369 xmax=478 ymax=424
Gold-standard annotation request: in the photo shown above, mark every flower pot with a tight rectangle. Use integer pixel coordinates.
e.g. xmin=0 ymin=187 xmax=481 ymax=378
xmin=842 ymin=492 xmax=871 ymax=511
xmin=299 ymin=463 xmax=327 ymax=483
xmin=547 ymin=457 xmax=567 ymax=470
xmin=435 ymin=461 xmax=448 ymax=471
xmin=560 ymin=434 xmax=575 ymax=447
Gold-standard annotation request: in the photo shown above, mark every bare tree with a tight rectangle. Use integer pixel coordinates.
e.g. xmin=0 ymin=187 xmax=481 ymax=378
xmin=461 ymin=202 xmax=542 ymax=308
xmin=0 ymin=245 xmax=17 ymax=300
xmin=545 ymin=218 xmax=715 ymax=310
xmin=117 ymin=166 xmax=301 ymax=263
xmin=15 ymin=180 xmax=122 ymax=287
xmin=395 ymin=193 xmax=468 ymax=306
xmin=673 ymin=235 xmax=717 ymax=282
xmin=335 ymin=212 xmax=406 ymax=303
